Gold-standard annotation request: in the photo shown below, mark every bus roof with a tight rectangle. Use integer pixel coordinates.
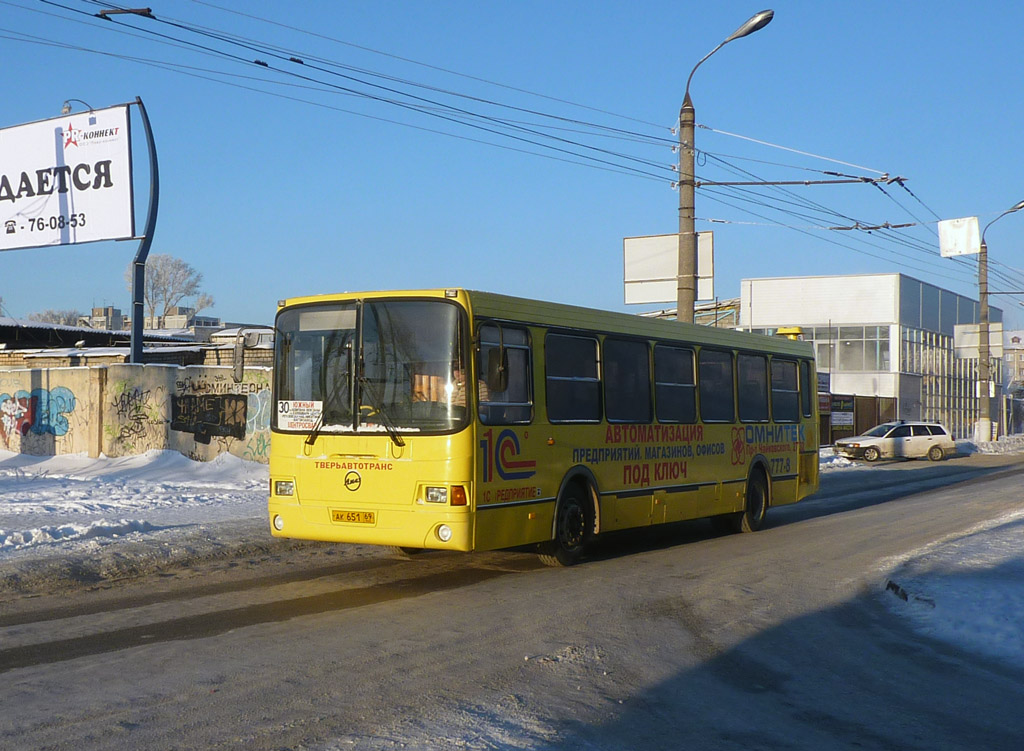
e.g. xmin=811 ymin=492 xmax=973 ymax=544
xmin=278 ymin=288 xmax=814 ymax=358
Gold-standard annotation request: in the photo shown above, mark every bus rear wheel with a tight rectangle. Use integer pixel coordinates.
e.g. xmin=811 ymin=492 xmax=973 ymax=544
xmin=725 ymin=469 xmax=769 ymax=534
xmin=539 ymin=487 xmax=590 ymax=567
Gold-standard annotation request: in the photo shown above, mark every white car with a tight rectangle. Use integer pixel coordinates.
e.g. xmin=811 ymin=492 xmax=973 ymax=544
xmin=833 ymin=421 xmax=955 ymax=462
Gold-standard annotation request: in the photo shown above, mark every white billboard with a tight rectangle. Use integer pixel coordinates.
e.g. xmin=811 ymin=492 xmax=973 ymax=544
xmin=0 ymin=105 xmax=134 ymax=251
xmin=938 ymin=216 xmax=980 ymax=257
xmin=623 ymin=232 xmax=714 ymax=304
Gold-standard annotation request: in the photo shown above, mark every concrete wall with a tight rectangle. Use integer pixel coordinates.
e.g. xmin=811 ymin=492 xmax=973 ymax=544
xmin=0 ymin=367 xmax=92 ymax=456
xmin=0 ymin=364 xmax=271 ymax=463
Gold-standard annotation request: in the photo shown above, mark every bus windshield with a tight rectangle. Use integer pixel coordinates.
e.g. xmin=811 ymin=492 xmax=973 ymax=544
xmin=274 ymin=299 xmax=468 ymax=435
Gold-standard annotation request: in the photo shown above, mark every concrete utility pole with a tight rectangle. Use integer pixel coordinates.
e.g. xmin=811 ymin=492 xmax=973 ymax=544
xmin=676 ymin=10 xmax=774 ymax=324
xmin=977 ymin=199 xmax=1024 ymax=442
xmin=677 ymin=96 xmax=696 ymax=323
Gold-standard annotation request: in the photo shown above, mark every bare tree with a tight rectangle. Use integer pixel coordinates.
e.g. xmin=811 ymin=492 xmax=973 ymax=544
xmin=27 ymin=309 xmax=86 ymax=326
xmin=124 ymin=254 xmax=215 ymax=320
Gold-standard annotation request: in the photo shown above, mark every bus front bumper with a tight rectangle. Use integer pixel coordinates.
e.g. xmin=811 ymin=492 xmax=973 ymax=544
xmin=267 ymin=500 xmax=473 ymax=551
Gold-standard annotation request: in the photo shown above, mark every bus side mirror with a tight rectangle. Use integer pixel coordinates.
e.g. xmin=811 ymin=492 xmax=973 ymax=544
xmin=233 ymin=331 xmax=264 ymax=383
xmin=486 ymin=348 xmax=508 ymax=393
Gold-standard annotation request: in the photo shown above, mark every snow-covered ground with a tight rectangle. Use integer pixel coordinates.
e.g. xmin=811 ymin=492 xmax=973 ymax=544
xmin=1 ymin=443 xmax=1023 ymax=670
xmin=0 ymin=449 xmax=265 ymax=552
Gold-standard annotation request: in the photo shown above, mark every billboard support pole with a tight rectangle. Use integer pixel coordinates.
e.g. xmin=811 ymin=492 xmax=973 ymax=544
xmin=130 ymin=96 xmax=158 ymax=364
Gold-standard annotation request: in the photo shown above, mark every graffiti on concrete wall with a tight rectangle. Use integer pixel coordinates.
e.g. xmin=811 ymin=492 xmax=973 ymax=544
xmin=105 ymin=381 xmax=165 ymax=453
xmin=243 ymin=388 xmax=272 ymax=461
xmin=0 ymin=387 xmax=77 ymax=448
xmin=0 ymin=365 xmax=272 ymax=463
xmin=175 ymin=374 xmax=266 ymax=396
xmin=171 ymin=370 xmax=270 ymax=457
xmin=171 ymin=393 xmax=248 ymax=444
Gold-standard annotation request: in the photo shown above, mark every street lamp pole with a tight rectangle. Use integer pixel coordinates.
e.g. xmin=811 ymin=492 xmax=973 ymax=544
xmin=676 ymin=10 xmax=774 ymax=324
xmin=977 ymin=199 xmax=1024 ymax=442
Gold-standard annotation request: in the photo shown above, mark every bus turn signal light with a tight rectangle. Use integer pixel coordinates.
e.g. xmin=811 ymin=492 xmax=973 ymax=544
xmin=451 ymin=486 xmax=467 ymax=506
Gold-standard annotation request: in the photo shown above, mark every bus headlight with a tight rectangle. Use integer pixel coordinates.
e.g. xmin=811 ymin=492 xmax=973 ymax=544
xmin=275 ymin=480 xmax=295 ymax=497
xmin=436 ymin=524 xmax=453 ymax=543
xmin=273 ymin=515 xmax=285 ymax=531
xmin=426 ymin=486 xmax=448 ymax=504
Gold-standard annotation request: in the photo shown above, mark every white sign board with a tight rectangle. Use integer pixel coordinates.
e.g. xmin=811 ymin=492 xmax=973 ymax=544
xmin=816 ymin=371 xmax=830 ymax=393
xmin=0 ymin=105 xmax=134 ymax=251
xmin=623 ymin=232 xmax=714 ymax=304
xmin=830 ymin=412 xmax=854 ymax=427
xmin=938 ymin=216 xmax=980 ymax=258
xmin=277 ymin=400 xmax=323 ymax=431
xmin=975 ymin=381 xmax=997 ymax=398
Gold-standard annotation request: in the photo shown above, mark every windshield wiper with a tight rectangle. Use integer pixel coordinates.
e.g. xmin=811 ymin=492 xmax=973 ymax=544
xmin=357 ymin=375 xmax=406 ymax=448
xmin=306 ymin=340 xmax=354 ymax=446
xmin=304 ymin=410 xmax=325 ymax=447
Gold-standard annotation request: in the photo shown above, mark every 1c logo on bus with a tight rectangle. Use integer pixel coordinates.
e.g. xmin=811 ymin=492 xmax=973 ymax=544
xmin=480 ymin=428 xmax=537 ymax=482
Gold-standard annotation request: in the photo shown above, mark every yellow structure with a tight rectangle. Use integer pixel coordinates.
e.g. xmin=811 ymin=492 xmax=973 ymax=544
xmin=775 ymin=326 xmax=805 ymax=341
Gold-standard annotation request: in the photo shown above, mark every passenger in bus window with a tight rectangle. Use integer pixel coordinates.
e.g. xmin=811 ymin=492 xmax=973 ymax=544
xmin=451 ymin=366 xmax=489 ymax=408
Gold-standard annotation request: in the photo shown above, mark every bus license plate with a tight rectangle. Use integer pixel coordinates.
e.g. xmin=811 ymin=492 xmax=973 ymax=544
xmin=331 ymin=509 xmax=376 ymax=525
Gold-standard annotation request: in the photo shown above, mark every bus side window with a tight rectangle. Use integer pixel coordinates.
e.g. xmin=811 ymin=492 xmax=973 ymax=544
xmin=771 ymin=358 xmax=799 ymax=423
xmin=478 ymin=324 xmax=533 ymax=424
xmin=698 ymin=349 xmax=734 ymax=422
xmin=546 ymin=333 xmax=601 ymax=423
xmin=737 ymin=353 xmax=769 ymax=423
xmin=654 ymin=344 xmax=696 ymax=423
xmin=799 ymin=360 xmax=814 ymax=417
xmin=604 ymin=338 xmax=651 ymax=423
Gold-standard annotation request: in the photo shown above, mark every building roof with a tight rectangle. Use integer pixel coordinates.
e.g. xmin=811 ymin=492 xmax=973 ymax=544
xmin=0 ymin=316 xmax=192 ymax=350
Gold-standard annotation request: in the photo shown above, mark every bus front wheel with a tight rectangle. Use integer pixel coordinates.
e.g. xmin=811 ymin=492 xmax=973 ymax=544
xmin=539 ymin=487 xmax=590 ymax=567
xmin=387 ymin=546 xmax=424 ymax=558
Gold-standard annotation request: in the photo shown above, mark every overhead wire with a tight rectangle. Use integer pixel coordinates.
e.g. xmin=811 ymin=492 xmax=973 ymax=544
xmin=0 ymin=28 xmax=669 ymax=185
xmin=55 ymin=0 xmax=679 ymax=180
xmin=870 ymin=177 xmax=1024 ymax=307
xmin=79 ymin=0 xmax=676 ymax=148
xmin=19 ymin=0 xmax=1018 ymax=307
xmin=697 ymin=149 xmax=882 ymax=179
xmin=35 ymin=0 xmax=677 ymax=182
xmin=699 ymin=187 xmax=977 ymax=286
xmin=696 ymin=124 xmax=887 ymax=175
xmin=696 ymin=190 xmax=971 ymax=284
xmin=183 ymin=0 xmax=670 ymax=130
xmin=694 ymin=153 xmax=979 ymax=286
xmin=698 ymin=153 xmax=966 ymax=267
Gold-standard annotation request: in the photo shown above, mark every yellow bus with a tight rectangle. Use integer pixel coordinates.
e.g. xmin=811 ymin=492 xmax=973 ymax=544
xmin=269 ymin=289 xmax=819 ymax=565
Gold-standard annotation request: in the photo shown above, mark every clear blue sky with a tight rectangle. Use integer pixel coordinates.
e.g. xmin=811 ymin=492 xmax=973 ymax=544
xmin=2 ymin=0 xmax=1023 ymax=329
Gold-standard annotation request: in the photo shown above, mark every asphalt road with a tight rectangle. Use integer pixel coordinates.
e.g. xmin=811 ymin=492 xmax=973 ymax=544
xmin=1 ymin=452 xmax=1023 ymax=750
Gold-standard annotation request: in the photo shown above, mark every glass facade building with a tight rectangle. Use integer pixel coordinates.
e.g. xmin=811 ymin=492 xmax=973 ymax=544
xmin=741 ymin=274 xmax=1003 ymax=439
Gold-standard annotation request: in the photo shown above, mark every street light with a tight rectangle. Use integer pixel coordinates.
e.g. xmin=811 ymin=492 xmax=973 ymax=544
xmin=976 ymin=198 xmax=1024 ymax=441
xmin=677 ymin=10 xmax=774 ymax=324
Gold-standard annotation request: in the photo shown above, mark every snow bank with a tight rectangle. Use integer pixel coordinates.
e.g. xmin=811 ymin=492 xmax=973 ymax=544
xmin=0 ymin=448 xmax=268 ymax=564
xmin=1 ymin=519 xmax=156 ymax=550
xmin=881 ymin=512 xmax=1024 ymax=669
xmin=957 ymin=434 xmax=1024 ymax=455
